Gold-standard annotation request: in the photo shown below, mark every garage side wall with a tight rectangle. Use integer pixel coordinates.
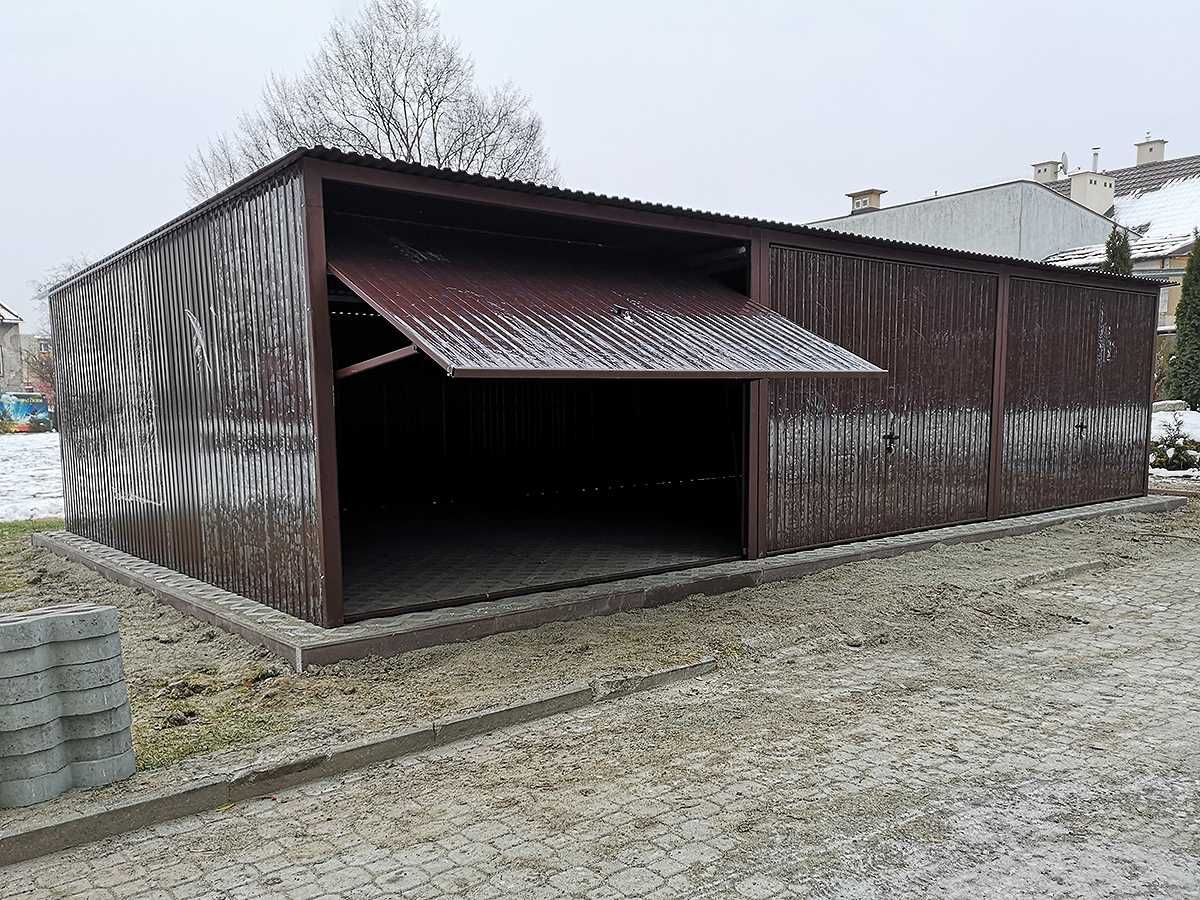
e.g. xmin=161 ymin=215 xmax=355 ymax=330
xmin=49 ymin=167 xmax=329 ymax=623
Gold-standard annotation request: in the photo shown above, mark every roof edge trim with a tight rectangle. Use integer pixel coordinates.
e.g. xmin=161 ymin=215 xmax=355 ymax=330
xmin=50 ymin=146 xmax=1165 ymax=297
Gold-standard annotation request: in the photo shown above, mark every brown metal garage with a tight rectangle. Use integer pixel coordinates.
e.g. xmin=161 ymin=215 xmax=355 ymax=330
xmin=47 ymin=148 xmax=1159 ymax=627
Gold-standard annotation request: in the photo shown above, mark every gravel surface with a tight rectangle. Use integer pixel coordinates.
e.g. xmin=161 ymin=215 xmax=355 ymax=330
xmin=7 ymin=502 xmax=1200 ymax=898
xmin=3 ymin=501 xmax=1197 ymax=839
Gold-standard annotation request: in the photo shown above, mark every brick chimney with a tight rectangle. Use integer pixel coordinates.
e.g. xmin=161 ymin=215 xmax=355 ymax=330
xmin=1031 ymin=160 xmax=1061 ymax=184
xmin=846 ymin=188 xmax=886 ymax=215
xmin=1135 ymin=135 xmax=1167 ymax=166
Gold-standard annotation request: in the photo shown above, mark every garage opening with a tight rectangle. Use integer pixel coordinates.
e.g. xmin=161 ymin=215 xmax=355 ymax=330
xmin=320 ymin=191 xmax=880 ymax=621
xmin=332 ymin=343 xmax=746 ymax=619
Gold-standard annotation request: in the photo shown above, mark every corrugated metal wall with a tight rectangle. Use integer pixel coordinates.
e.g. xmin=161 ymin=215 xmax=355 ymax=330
xmin=49 ymin=167 xmax=328 ymax=623
xmin=1000 ymin=278 xmax=1154 ymax=515
xmin=766 ymin=246 xmax=997 ymax=552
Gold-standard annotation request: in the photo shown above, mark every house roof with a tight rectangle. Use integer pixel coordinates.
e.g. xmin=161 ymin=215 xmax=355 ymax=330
xmin=0 ymin=301 xmax=22 ymax=324
xmin=48 ymin=147 xmax=1163 ymax=296
xmin=1043 ymin=153 xmax=1200 ymax=199
xmin=810 ymin=178 xmax=1121 ymax=228
xmin=1043 ymin=234 xmax=1195 ymax=268
xmin=1042 ymin=152 xmax=1200 ymax=268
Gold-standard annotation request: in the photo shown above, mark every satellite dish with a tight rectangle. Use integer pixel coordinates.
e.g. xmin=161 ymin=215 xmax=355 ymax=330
xmin=1060 ymin=152 xmax=1069 ymax=176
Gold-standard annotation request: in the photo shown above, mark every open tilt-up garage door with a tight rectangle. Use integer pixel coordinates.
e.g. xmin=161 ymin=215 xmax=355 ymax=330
xmin=323 ymin=214 xmax=882 ymax=620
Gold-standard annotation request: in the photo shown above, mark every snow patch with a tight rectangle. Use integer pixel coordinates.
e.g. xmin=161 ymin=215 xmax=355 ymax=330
xmin=0 ymin=432 xmax=63 ymax=521
xmin=1151 ymin=409 xmax=1200 ymax=442
xmin=1149 ymin=467 xmax=1199 ymax=479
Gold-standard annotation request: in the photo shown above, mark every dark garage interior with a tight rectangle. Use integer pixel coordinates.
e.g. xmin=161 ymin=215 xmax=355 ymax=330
xmin=331 ymin=316 xmax=746 ymax=620
xmin=322 ymin=195 xmax=756 ymax=620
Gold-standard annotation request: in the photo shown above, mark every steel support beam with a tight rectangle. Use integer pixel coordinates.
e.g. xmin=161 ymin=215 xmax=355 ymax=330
xmin=746 ymin=232 xmax=770 ymax=559
xmin=334 ymin=346 xmax=418 ymax=380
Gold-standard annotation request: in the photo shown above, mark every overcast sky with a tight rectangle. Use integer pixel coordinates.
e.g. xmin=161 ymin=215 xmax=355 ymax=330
xmin=4 ymin=0 xmax=1198 ymax=326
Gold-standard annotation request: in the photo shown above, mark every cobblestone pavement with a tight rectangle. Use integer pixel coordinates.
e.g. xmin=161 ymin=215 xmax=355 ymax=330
xmin=6 ymin=548 xmax=1200 ymax=898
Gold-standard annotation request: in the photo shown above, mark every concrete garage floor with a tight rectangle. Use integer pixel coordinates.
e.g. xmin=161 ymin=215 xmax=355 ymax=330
xmin=340 ymin=497 xmax=737 ymax=619
xmin=9 ymin=509 xmax=1200 ymax=897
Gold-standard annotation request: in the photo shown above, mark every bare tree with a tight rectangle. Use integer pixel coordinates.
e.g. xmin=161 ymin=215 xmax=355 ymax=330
xmin=12 ymin=255 xmax=91 ymax=407
xmin=29 ymin=255 xmax=92 ymax=336
xmin=22 ymin=343 xmax=56 ymax=407
xmin=186 ymin=0 xmax=556 ymax=202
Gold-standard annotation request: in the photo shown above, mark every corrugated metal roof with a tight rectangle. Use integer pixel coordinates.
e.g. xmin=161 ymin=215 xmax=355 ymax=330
xmin=48 ymin=146 xmax=1163 ymax=296
xmin=325 ymin=216 xmax=883 ymax=379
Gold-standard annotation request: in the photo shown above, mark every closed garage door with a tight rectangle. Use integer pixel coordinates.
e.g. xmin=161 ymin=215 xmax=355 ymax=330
xmin=1000 ymin=278 xmax=1155 ymax=516
xmin=767 ymin=246 xmax=997 ymax=552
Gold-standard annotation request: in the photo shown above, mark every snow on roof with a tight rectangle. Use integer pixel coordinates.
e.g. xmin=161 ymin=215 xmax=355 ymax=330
xmin=1044 ymin=233 xmax=1195 ymax=268
xmin=1043 ymin=170 xmax=1199 ymax=268
xmin=1112 ymin=175 xmax=1200 ymax=241
xmin=1042 ymin=152 xmax=1200 ymax=267
xmin=0 ymin=301 xmax=22 ymax=324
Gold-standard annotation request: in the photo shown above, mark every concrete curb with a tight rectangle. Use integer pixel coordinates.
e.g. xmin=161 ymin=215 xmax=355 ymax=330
xmin=0 ymin=656 xmax=718 ymax=865
xmin=593 ymin=658 xmax=719 ymax=701
xmin=1010 ymin=558 xmax=1108 ymax=588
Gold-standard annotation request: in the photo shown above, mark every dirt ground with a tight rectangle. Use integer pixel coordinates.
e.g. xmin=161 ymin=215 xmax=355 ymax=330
xmin=3 ymin=501 xmax=1198 ymax=835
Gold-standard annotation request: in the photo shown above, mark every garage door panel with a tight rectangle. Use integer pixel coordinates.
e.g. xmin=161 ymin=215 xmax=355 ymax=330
xmin=325 ymin=214 xmax=882 ymax=380
xmin=1000 ymin=279 xmax=1154 ymax=516
xmin=767 ymin=247 xmax=997 ymax=552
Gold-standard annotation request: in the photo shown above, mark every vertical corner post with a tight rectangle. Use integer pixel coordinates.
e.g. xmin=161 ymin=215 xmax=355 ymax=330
xmin=1142 ymin=287 xmax=1161 ymax=496
xmin=746 ymin=232 xmax=771 ymax=558
xmin=301 ymin=160 xmax=345 ymax=626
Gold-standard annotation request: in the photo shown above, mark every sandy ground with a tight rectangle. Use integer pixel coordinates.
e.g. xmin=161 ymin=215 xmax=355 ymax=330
xmin=0 ymin=432 xmax=63 ymax=521
xmin=7 ymin=504 xmax=1200 ymax=898
xmin=2 ymin=501 xmax=1198 ymax=835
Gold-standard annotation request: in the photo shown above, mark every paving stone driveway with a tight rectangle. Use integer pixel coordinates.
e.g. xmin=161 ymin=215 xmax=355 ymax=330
xmin=6 ymin=550 xmax=1200 ymax=898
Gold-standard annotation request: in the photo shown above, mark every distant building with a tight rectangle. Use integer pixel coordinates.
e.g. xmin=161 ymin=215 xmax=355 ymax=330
xmin=808 ymin=180 xmax=1131 ymax=264
xmin=20 ymin=333 xmax=54 ymax=406
xmin=810 ymin=135 xmax=1198 ymax=336
xmin=0 ymin=302 xmax=22 ymax=392
xmin=1040 ymin=137 xmax=1199 ymax=331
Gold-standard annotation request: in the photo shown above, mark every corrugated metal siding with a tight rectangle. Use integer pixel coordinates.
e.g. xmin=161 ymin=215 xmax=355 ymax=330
xmin=1000 ymin=278 xmax=1154 ymax=515
xmin=325 ymin=216 xmax=882 ymax=378
xmin=49 ymin=167 xmax=328 ymax=623
xmin=767 ymin=247 xmax=997 ymax=552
